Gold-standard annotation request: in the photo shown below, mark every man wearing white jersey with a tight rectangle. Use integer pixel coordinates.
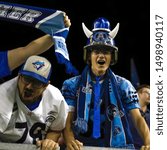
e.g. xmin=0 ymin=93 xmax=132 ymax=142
xmin=0 ymin=55 xmax=69 ymax=150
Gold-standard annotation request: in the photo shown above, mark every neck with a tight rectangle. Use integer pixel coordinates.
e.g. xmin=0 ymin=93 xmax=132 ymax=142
xmin=22 ymin=95 xmax=42 ymax=105
xmin=139 ymin=101 xmax=147 ymax=112
xmin=91 ymin=69 xmax=106 ymax=77
xmin=91 ymin=70 xmax=106 ymax=81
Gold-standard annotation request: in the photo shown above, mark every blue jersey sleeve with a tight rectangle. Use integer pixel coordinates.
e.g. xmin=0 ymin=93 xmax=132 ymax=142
xmin=116 ymin=76 xmax=140 ymax=111
xmin=61 ymin=76 xmax=81 ymax=109
xmin=0 ymin=51 xmax=11 ymax=78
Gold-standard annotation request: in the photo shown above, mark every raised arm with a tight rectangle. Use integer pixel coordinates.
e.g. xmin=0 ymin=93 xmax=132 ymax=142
xmin=8 ymin=34 xmax=53 ymax=71
xmin=7 ymin=14 xmax=71 ymax=71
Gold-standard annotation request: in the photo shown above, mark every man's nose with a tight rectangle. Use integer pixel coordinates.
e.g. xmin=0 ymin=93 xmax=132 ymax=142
xmin=25 ymin=82 xmax=34 ymax=88
xmin=98 ymin=52 xmax=105 ymax=57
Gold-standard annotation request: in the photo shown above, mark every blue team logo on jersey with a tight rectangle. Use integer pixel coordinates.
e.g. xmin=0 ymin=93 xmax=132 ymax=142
xmin=81 ymin=84 xmax=92 ymax=93
xmin=106 ymin=104 xmax=117 ymax=121
xmin=32 ymin=61 xmax=45 ymax=70
xmin=113 ymin=126 xmax=122 ymax=136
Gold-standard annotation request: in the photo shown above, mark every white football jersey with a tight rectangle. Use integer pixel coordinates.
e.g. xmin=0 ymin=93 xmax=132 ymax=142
xmin=0 ymin=77 xmax=69 ymax=144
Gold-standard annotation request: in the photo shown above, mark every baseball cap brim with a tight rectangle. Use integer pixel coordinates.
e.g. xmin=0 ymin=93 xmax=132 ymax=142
xmin=19 ymin=70 xmax=49 ymax=84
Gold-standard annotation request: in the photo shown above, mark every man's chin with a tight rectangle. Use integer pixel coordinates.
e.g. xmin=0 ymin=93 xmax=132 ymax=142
xmin=21 ymin=96 xmax=34 ymax=104
xmin=97 ymin=66 xmax=108 ymax=72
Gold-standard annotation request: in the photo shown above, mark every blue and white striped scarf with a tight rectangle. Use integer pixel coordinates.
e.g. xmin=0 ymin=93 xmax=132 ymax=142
xmin=73 ymin=66 xmax=134 ymax=148
xmin=0 ymin=1 xmax=78 ymax=75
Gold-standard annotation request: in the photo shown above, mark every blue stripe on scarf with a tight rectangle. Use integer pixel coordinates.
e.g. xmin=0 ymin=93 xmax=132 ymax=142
xmin=0 ymin=2 xmax=59 ymax=28
xmin=84 ymin=73 xmax=92 ymax=121
xmin=73 ymin=66 xmax=91 ymax=133
xmin=0 ymin=1 xmax=78 ymax=75
xmin=107 ymin=69 xmax=134 ymax=148
xmin=79 ymin=66 xmax=92 ymax=120
xmin=73 ymin=66 xmax=134 ymax=148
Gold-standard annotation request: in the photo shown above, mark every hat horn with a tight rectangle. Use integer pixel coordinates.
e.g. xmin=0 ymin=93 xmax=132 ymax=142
xmin=82 ymin=22 xmax=93 ymax=38
xmin=109 ymin=23 xmax=120 ymax=39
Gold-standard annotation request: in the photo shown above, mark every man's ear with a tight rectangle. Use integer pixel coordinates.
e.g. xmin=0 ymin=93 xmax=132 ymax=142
xmin=87 ymin=53 xmax=91 ymax=65
xmin=42 ymin=81 xmax=50 ymax=91
xmin=18 ymin=73 xmax=21 ymax=79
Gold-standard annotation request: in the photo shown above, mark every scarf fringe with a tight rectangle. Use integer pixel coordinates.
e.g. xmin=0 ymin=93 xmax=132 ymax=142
xmin=73 ymin=117 xmax=88 ymax=134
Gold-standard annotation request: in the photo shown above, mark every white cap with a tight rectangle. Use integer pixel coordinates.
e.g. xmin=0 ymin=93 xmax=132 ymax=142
xmin=19 ymin=55 xmax=52 ymax=83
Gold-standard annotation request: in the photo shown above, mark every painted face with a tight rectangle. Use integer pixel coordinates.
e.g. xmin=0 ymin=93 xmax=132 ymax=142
xmin=90 ymin=49 xmax=111 ymax=76
xmin=17 ymin=75 xmax=48 ymax=105
xmin=138 ymin=87 xmax=150 ymax=105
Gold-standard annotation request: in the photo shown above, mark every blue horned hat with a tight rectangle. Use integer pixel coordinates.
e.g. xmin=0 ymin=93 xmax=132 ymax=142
xmin=82 ymin=17 xmax=119 ymax=65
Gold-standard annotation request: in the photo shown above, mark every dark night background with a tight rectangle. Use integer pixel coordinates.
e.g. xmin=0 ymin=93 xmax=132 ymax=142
xmin=0 ymin=0 xmax=150 ymax=89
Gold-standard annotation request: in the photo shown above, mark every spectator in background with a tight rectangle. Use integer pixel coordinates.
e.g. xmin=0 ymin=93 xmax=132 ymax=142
xmin=128 ymin=84 xmax=150 ymax=150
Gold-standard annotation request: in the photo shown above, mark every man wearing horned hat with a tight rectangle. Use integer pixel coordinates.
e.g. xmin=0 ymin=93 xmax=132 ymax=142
xmin=61 ymin=17 xmax=150 ymax=150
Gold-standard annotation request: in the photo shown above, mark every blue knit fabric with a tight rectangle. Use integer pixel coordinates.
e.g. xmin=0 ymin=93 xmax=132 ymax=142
xmin=61 ymin=65 xmax=140 ymax=148
xmin=0 ymin=1 xmax=78 ymax=76
xmin=93 ymin=77 xmax=101 ymax=138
